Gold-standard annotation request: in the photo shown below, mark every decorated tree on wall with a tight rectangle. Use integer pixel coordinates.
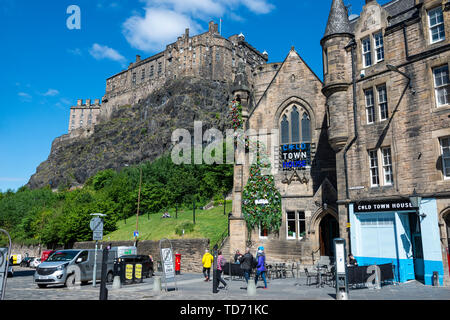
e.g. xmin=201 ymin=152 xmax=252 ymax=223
xmin=242 ymin=148 xmax=282 ymax=236
xmin=229 ymin=100 xmax=243 ymax=131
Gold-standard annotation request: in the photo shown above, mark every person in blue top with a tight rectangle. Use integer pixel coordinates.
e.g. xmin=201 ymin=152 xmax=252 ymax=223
xmin=254 ymin=246 xmax=268 ymax=289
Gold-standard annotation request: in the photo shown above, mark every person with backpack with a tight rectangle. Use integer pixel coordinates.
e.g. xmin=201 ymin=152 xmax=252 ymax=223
xmin=239 ymin=247 xmax=254 ymax=283
xmin=254 ymin=246 xmax=268 ymax=289
xmin=216 ymin=250 xmax=227 ymax=289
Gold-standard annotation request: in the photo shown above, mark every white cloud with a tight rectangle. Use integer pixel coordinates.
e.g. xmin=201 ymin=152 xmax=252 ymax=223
xmin=123 ymin=8 xmax=201 ymax=52
xmin=241 ymin=0 xmax=274 ymax=14
xmin=89 ymin=43 xmax=126 ymax=66
xmin=43 ymin=89 xmax=60 ymax=97
xmin=122 ymin=0 xmax=274 ymax=53
xmin=18 ymin=92 xmax=32 ymax=102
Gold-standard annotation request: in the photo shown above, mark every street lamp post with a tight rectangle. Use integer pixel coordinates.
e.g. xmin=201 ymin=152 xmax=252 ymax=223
xmin=135 ymin=163 xmax=142 ymax=246
xmin=223 ymin=192 xmax=227 ymax=216
xmin=193 ymin=198 xmax=196 ymax=225
xmin=90 ymin=213 xmax=106 ymax=288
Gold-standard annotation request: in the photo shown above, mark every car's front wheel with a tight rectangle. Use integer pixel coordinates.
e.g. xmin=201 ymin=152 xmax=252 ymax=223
xmin=65 ymin=274 xmax=76 ymax=288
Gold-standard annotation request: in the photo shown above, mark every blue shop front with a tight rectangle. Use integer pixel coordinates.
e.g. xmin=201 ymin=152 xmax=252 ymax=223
xmin=349 ymin=198 xmax=444 ymax=286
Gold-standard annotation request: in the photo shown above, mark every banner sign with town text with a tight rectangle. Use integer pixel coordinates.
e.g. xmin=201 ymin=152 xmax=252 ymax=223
xmin=280 ymin=143 xmax=315 ymax=171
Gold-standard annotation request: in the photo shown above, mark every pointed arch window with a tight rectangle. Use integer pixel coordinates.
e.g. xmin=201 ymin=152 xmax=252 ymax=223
xmin=301 ymin=113 xmax=311 ymax=142
xmin=279 ymin=105 xmax=311 ymax=144
xmin=291 ymin=107 xmax=300 ymax=143
xmin=281 ymin=115 xmax=289 ymax=144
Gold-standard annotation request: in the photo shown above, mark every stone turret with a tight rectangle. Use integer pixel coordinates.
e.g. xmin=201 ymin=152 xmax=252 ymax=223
xmin=232 ymin=62 xmax=251 ymax=121
xmin=321 ymin=0 xmax=354 ymax=152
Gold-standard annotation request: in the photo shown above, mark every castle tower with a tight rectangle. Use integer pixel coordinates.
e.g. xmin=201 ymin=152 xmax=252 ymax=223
xmin=321 ymin=0 xmax=353 ymax=152
xmin=230 ymin=62 xmax=251 ymax=254
xmin=321 ymin=0 xmax=354 ymax=252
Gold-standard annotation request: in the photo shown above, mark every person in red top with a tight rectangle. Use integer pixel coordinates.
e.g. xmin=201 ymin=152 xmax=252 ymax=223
xmin=216 ymin=250 xmax=227 ymax=289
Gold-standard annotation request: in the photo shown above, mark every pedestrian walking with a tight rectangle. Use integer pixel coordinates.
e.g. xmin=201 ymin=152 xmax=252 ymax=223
xmin=239 ymin=247 xmax=254 ymax=283
xmin=254 ymin=246 xmax=268 ymax=289
xmin=216 ymin=250 xmax=227 ymax=289
xmin=202 ymin=249 xmax=214 ymax=281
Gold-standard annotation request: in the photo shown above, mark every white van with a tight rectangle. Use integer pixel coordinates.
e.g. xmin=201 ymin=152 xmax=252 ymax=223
xmin=34 ymin=247 xmax=128 ymax=288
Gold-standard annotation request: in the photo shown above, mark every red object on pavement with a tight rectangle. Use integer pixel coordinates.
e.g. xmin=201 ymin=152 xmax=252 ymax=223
xmin=175 ymin=253 xmax=181 ymax=274
xmin=41 ymin=250 xmax=55 ymax=262
xmin=447 ymin=248 xmax=450 ymax=275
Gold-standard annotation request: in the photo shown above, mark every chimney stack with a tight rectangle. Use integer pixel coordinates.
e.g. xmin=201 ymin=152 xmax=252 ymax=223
xmin=86 ymin=99 xmax=91 ymax=106
xmin=136 ymin=55 xmax=141 ymax=62
xmin=77 ymin=99 xmax=83 ymax=106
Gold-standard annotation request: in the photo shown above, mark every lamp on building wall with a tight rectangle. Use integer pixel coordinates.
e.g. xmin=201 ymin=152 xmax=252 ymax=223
xmin=409 ymin=188 xmax=426 ymax=218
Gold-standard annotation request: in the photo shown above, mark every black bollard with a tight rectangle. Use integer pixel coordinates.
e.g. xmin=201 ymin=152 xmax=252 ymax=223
xmin=212 ymin=245 xmax=218 ymax=294
xmin=99 ymin=248 xmax=109 ymax=300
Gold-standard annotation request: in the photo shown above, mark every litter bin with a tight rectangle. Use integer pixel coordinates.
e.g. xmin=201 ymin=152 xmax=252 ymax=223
xmin=175 ymin=253 xmax=181 ymax=275
xmin=114 ymin=257 xmax=143 ymax=285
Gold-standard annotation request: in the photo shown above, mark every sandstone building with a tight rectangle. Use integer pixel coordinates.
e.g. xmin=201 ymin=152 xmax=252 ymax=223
xmin=229 ymin=0 xmax=450 ymax=286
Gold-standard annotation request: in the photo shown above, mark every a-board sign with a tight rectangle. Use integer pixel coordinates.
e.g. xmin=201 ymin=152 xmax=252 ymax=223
xmin=161 ymin=248 xmax=175 ymax=279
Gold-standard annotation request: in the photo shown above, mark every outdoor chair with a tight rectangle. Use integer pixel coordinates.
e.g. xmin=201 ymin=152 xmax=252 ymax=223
xmin=266 ymin=264 xmax=274 ymax=280
xmin=286 ymin=263 xmax=296 ymax=278
xmin=280 ymin=263 xmax=287 ymax=278
xmin=304 ymin=268 xmax=318 ymax=286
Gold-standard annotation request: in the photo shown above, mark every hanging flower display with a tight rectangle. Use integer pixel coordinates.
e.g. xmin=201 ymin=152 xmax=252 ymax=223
xmin=229 ymin=100 xmax=243 ymax=131
xmin=242 ymin=152 xmax=282 ymax=234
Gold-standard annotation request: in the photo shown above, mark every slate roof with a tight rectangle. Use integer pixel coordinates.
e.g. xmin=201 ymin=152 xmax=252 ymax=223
xmin=323 ymin=0 xmax=353 ymax=39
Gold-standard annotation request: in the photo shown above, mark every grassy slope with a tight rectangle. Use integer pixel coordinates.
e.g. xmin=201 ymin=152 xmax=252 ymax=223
xmin=104 ymin=201 xmax=231 ymax=248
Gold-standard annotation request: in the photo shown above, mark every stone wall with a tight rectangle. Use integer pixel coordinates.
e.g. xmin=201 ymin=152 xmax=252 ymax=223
xmin=73 ymin=239 xmax=210 ymax=273
xmin=8 ymin=243 xmax=62 ymax=260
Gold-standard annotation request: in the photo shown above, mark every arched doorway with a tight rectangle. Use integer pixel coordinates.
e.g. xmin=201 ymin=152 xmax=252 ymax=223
xmin=319 ymin=214 xmax=339 ymax=257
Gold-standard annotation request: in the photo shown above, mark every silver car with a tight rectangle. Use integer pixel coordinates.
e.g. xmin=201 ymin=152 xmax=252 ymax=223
xmin=34 ymin=249 xmax=116 ymax=288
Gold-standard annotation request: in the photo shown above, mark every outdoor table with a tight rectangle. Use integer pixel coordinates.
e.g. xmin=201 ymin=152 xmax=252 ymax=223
xmin=223 ymin=263 xmax=244 ymax=279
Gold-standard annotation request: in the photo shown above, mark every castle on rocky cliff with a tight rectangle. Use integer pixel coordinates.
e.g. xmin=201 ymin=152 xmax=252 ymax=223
xmin=68 ymin=21 xmax=268 ymax=137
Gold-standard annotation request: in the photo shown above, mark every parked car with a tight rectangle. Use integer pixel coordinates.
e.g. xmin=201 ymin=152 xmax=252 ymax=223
xmin=20 ymin=257 xmax=35 ymax=267
xmin=117 ymin=255 xmax=154 ymax=278
xmin=29 ymin=258 xmax=41 ymax=268
xmin=7 ymin=265 xmax=13 ymax=277
xmin=34 ymin=248 xmax=119 ymax=288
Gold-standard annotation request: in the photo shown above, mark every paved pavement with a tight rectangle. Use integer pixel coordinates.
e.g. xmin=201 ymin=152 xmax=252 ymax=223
xmin=3 ymin=267 xmax=450 ymax=301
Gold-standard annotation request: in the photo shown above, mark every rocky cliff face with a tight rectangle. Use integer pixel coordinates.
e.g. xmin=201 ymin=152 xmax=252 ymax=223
xmin=27 ymin=77 xmax=232 ymax=189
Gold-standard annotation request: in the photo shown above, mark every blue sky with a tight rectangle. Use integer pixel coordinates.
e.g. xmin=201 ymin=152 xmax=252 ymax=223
xmin=0 ymin=0 xmax=392 ymax=191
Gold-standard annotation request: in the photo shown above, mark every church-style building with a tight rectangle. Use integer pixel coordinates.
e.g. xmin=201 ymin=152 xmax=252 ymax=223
xmin=229 ymin=0 xmax=450 ymax=286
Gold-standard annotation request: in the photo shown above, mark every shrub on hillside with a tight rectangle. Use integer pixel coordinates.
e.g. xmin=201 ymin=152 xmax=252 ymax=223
xmin=175 ymin=221 xmax=195 ymax=236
